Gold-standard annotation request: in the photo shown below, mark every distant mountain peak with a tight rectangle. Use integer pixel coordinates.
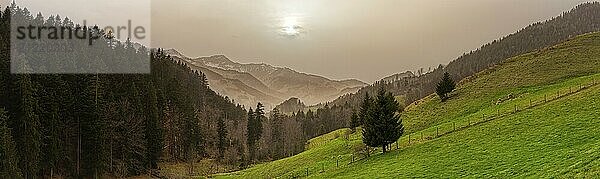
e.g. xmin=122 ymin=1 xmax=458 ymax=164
xmin=165 ymin=48 xmax=368 ymax=108
xmin=164 ymin=48 xmax=187 ymax=59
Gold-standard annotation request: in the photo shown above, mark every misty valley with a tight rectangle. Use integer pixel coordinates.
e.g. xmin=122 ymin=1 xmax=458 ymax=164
xmin=1 ymin=1 xmax=600 ymax=178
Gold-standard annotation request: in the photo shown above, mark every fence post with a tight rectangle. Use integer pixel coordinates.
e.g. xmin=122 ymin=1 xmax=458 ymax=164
xmin=421 ymin=132 xmax=423 ymax=140
xmin=336 ymin=156 xmax=339 ymax=167
xmin=408 ymin=134 xmax=410 ymax=144
xmin=545 ymin=94 xmax=547 ymax=102
xmin=453 ymin=122 xmax=455 ymax=131
xmin=436 ymin=127 xmax=439 ymax=137
xmin=529 ymin=99 xmax=532 ymax=107
xmin=306 ymin=168 xmax=309 ymax=177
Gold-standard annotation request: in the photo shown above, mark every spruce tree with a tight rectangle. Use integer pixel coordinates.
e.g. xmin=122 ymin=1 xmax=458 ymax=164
xmin=359 ymin=92 xmax=373 ymax=126
xmin=217 ymin=113 xmax=228 ymax=161
xmin=245 ymin=108 xmax=256 ymax=162
xmin=350 ymin=109 xmax=359 ymax=131
xmin=144 ymin=80 xmax=163 ymax=170
xmin=36 ymin=75 xmax=64 ymax=178
xmin=362 ymin=88 xmax=404 ymax=153
xmin=270 ymin=108 xmax=284 ymax=159
xmin=74 ymin=75 xmax=104 ymax=177
xmin=436 ymin=72 xmax=456 ymax=102
xmin=246 ymin=103 xmax=264 ymax=162
xmin=0 ymin=108 xmax=22 ymax=178
xmin=12 ymin=75 xmax=41 ymax=178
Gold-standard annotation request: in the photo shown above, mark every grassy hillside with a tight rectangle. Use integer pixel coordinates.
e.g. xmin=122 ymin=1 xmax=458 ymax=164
xmin=216 ymin=128 xmax=362 ymax=178
xmin=318 ymin=84 xmax=600 ymax=178
xmin=402 ymin=31 xmax=600 ymax=135
xmin=215 ymin=32 xmax=600 ymax=178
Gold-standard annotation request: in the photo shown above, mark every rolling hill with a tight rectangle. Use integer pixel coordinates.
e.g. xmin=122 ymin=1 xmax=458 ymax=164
xmin=215 ymin=31 xmax=600 ymax=178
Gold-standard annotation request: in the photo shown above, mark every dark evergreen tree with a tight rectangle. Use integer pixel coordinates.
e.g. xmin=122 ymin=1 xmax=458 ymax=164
xmin=246 ymin=103 xmax=264 ymax=162
xmin=359 ymin=92 xmax=373 ymax=126
xmin=36 ymin=75 xmax=64 ymax=178
xmin=143 ymin=80 xmax=163 ymax=170
xmin=0 ymin=108 xmax=22 ymax=178
xmin=270 ymin=108 xmax=284 ymax=159
xmin=436 ymin=72 xmax=456 ymax=102
xmin=350 ymin=109 xmax=359 ymax=131
xmin=12 ymin=74 xmax=41 ymax=178
xmin=217 ymin=113 xmax=228 ymax=161
xmin=245 ymin=108 xmax=256 ymax=162
xmin=73 ymin=75 xmax=104 ymax=177
xmin=362 ymin=88 xmax=404 ymax=153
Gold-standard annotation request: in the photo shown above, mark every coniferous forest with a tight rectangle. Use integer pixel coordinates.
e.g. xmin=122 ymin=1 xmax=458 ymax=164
xmin=0 ymin=3 xmax=252 ymax=178
xmin=3 ymin=1 xmax=600 ymax=178
xmin=0 ymin=3 xmax=348 ymax=178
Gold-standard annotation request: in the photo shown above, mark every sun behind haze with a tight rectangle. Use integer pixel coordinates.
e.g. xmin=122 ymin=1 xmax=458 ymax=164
xmin=12 ymin=0 xmax=592 ymax=82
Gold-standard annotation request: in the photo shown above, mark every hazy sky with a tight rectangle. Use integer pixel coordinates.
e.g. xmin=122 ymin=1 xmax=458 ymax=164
xmin=11 ymin=0 xmax=593 ymax=82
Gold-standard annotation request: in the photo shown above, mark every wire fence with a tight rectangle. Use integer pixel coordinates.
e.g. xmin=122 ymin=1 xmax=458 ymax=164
xmin=398 ymin=77 xmax=598 ymax=147
xmin=284 ymin=77 xmax=599 ymax=178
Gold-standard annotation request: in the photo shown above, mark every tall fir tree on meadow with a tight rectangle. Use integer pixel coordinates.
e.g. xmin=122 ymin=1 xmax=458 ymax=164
xmin=362 ymin=87 xmax=404 ymax=153
xmin=436 ymin=72 xmax=456 ymax=102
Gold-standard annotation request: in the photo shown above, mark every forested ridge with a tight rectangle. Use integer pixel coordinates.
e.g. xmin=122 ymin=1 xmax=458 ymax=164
xmin=3 ymin=1 xmax=600 ymax=178
xmin=0 ymin=3 xmax=253 ymax=178
xmin=0 ymin=3 xmax=356 ymax=177
xmin=312 ymin=1 xmax=600 ymax=138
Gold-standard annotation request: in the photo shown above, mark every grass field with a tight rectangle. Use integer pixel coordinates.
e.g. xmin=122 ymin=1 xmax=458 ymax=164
xmin=215 ymin=32 xmax=600 ymax=178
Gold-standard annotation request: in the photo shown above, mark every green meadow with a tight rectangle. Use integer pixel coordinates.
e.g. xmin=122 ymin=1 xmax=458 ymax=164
xmin=216 ymin=32 xmax=600 ymax=178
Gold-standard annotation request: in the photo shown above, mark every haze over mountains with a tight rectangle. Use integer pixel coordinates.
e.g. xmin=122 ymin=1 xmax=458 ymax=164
xmin=165 ymin=49 xmax=367 ymax=109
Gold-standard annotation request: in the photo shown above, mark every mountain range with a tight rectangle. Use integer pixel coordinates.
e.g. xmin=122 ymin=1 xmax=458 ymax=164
xmin=165 ymin=49 xmax=367 ymax=109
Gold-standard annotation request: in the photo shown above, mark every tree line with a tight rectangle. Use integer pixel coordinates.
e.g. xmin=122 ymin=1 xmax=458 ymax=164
xmin=0 ymin=3 xmax=364 ymax=177
xmin=317 ymin=1 xmax=600 ymax=140
xmin=0 ymin=3 xmax=253 ymax=178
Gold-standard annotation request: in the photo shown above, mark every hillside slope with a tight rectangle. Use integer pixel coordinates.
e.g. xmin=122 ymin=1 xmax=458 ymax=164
xmin=215 ymin=32 xmax=600 ymax=178
xmin=330 ymin=2 xmax=600 ymax=109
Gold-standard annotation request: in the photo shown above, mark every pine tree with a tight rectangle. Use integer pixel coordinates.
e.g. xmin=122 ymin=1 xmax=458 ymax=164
xmin=436 ymin=72 xmax=456 ymax=102
xmin=362 ymin=88 xmax=404 ymax=153
xmin=245 ymin=108 xmax=255 ymax=162
xmin=359 ymin=92 xmax=373 ymax=127
xmin=36 ymin=75 xmax=64 ymax=178
xmin=246 ymin=103 xmax=264 ymax=162
xmin=12 ymin=75 xmax=41 ymax=178
xmin=74 ymin=75 xmax=104 ymax=177
xmin=350 ymin=109 xmax=359 ymax=131
xmin=0 ymin=108 xmax=22 ymax=178
xmin=144 ymin=80 xmax=163 ymax=170
xmin=270 ymin=108 xmax=284 ymax=159
xmin=217 ymin=113 xmax=228 ymax=161
xmin=377 ymin=88 xmax=404 ymax=153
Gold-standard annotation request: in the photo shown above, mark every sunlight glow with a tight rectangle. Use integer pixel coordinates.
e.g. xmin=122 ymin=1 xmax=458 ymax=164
xmin=281 ymin=16 xmax=302 ymax=36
